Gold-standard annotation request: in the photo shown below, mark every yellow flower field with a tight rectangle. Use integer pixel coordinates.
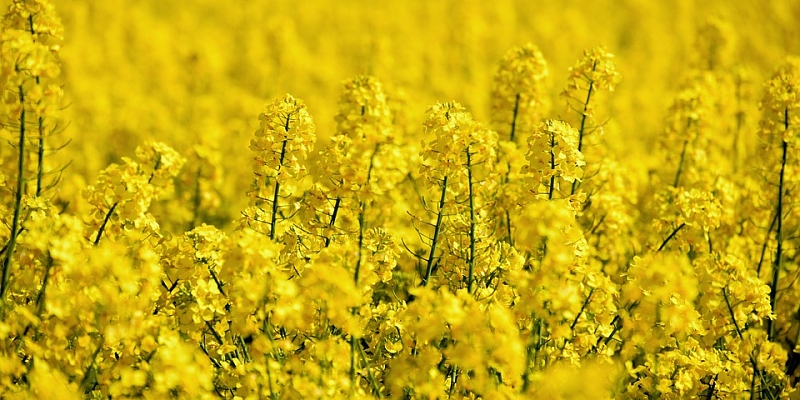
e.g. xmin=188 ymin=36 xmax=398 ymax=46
xmin=1 ymin=0 xmax=800 ymax=398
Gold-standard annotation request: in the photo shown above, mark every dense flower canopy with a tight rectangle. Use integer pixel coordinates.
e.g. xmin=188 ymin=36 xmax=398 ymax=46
xmin=1 ymin=0 xmax=800 ymax=398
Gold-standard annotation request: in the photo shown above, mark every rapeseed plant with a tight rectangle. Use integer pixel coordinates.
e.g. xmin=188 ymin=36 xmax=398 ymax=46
xmin=2 ymin=0 xmax=800 ymax=398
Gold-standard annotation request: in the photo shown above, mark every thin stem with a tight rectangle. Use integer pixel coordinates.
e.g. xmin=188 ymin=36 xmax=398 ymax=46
xmin=265 ymin=360 xmax=278 ymax=400
xmin=673 ymin=139 xmax=688 ymax=188
xmin=354 ymin=201 xmax=366 ymax=285
xmin=757 ymin=210 xmax=779 ymax=277
xmin=704 ymin=375 xmax=717 ymax=400
xmin=723 ymin=287 xmax=743 ymax=340
xmin=510 ymin=93 xmax=521 ymax=143
xmin=350 ymin=335 xmax=357 ymax=394
xmin=36 ymin=115 xmax=44 ymax=196
xmin=657 ymin=223 xmax=686 ymax=252
xmin=768 ymin=122 xmax=789 ymax=341
xmin=35 ymin=252 xmax=53 ymax=316
xmin=733 ymin=75 xmax=743 ymax=173
xmin=29 ymin=14 xmax=46 ymax=197
xmin=356 ymin=338 xmax=383 ymax=398
xmin=548 ymin=131 xmax=556 ymax=200
xmin=466 ymin=149 xmax=476 ymax=294
xmin=726 ymin=287 xmax=772 ymax=398
xmin=571 ymin=61 xmax=597 ymax=195
xmin=93 ymin=202 xmax=119 ymax=246
xmin=270 ymin=139 xmax=288 ymax=241
xmin=576 ymin=62 xmax=597 ymax=154
xmin=523 ymin=317 xmax=544 ymax=392
xmin=189 ymin=166 xmax=202 ymax=230
xmin=355 ymin=143 xmax=380 ymax=282
xmin=504 ymin=210 xmax=513 ymax=246
xmin=1 ymin=85 xmax=28 ymax=301
xmin=571 ymin=288 xmax=594 ymax=331
xmin=79 ymin=336 xmax=105 ymax=392
xmin=423 ymin=176 xmax=447 ymax=286
xmin=447 ymin=366 xmax=459 ymax=398
xmin=324 ymin=197 xmax=341 ymax=247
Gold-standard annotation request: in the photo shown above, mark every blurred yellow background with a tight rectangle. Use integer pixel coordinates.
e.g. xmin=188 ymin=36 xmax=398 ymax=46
xmin=17 ymin=0 xmax=800 ymax=216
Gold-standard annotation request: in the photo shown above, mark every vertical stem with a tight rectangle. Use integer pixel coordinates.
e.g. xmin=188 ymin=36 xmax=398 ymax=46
xmin=504 ymin=210 xmax=513 ymax=246
xmin=576 ymin=63 xmax=597 ymax=154
xmin=356 ymin=338 xmax=383 ymax=398
xmin=522 ymin=317 xmax=543 ymax=392
xmin=423 ymin=176 xmax=447 ymax=286
xmin=36 ymin=115 xmax=44 ymax=196
xmin=768 ymin=109 xmax=789 ymax=341
xmin=189 ymin=166 xmax=202 ymax=230
xmin=354 ymin=201 xmax=366 ymax=285
xmin=757 ymin=211 xmax=779 ymax=277
xmin=1 ymin=85 xmax=27 ymax=301
xmin=447 ymin=366 xmax=459 ymax=398
xmin=548 ymin=132 xmax=556 ymax=200
xmin=571 ymin=61 xmax=597 ymax=195
xmin=29 ymin=14 xmax=46 ymax=197
xmin=355 ymin=143 xmax=379 ymax=282
xmin=349 ymin=335 xmax=357 ymax=393
xmin=324 ymin=197 xmax=341 ymax=248
xmin=733 ymin=75 xmax=743 ymax=173
xmin=510 ymin=93 xmax=521 ymax=143
xmin=673 ymin=139 xmax=689 ymax=188
xmin=269 ymin=139 xmax=288 ymax=241
xmin=35 ymin=252 xmax=53 ymax=316
xmin=466 ymin=149 xmax=476 ymax=294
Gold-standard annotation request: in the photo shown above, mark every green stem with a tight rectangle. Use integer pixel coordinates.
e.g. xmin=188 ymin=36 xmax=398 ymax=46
xmin=36 ymin=116 xmax=44 ymax=196
xmin=355 ymin=143 xmax=379 ymax=282
xmin=757 ymin=211 xmax=779 ymax=277
xmin=269 ymin=139 xmax=288 ymax=241
xmin=466 ymin=149 xmax=476 ymax=294
xmin=571 ymin=61 xmax=597 ymax=195
xmin=548 ymin=131 xmax=556 ymax=200
xmin=35 ymin=252 xmax=53 ymax=316
xmin=423 ymin=176 xmax=447 ymax=286
xmin=93 ymin=202 xmax=118 ymax=246
xmin=505 ymin=210 xmax=513 ymax=246
xmin=189 ymin=166 xmax=202 ymax=230
xmin=725 ymin=287 xmax=772 ymax=398
xmin=673 ymin=139 xmax=688 ymax=188
xmin=733 ymin=75 xmax=743 ymax=173
xmin=521 ymin=316 xmax=540 ymax=393
xmin=1 ymin=85 xmax=28 ymax=302
xmin=576 ymin=62 xmax=597 ymax=154
xmin=79 ymin=336 xmax=104 ymax=393
xmin=354 ymin=201 xmax=366 ymax=285
xmin=350 ymin=335 xmax=357 ymax=394
xmin=510 ymin=93 xmax=520 ymax=143
xmin=570 ymin=288 xmax=594 ymax=331
xmin=657 ymin=223 xmax=686 ymax=252
xmin=28 ymin=15 xmax=46 ymax=197
xmin=324 ymin=196 xmax=341 ymax=248
xmin=768 ymin=120 xmax=789 ymax=341
xmin=356 ymin=338 xmax=383 ymax=398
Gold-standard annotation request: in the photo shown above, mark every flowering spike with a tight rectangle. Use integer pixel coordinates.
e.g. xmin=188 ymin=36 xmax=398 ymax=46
xmin=490 ymin=43 xmax=549 ymax=143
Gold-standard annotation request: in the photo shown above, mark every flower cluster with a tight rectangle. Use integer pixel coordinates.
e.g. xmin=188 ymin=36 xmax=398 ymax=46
xmin=490 ymin=43 xmax=550 ymax=143
xmin=5 ymin=0 xmax=800 ymax=398
xmin=524 ymin=119 xmax=585 ymax=200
